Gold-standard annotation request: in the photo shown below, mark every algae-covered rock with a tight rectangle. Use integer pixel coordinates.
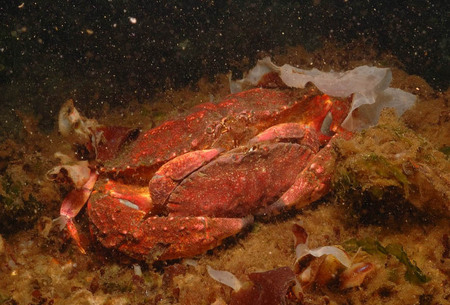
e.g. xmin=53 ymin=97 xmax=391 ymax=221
xmin=333 ymin=108 xmax=450 ymax=218
xmin=0 ymin=139 xmax=60 ymax=234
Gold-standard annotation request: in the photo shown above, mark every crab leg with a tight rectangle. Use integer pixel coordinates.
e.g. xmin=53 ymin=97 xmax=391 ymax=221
xmin=265 ymin=133 xmax=351 ymax=214
xmin=266 ymin=142 xmax=335 ymax=214
xmin=88 ymin=195 xmax=253 ymax=260
xmin=56 ymin=170 xmax=98 ymax=253
xmin=123 ymin=215 xmax=254 ymax=261
xmin=244 ymin=121 xmax=330 ymax=214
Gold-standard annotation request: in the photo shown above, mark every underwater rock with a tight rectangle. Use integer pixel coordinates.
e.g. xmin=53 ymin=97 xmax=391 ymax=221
xmin=333 ymin=108 xmax=450 ymax=218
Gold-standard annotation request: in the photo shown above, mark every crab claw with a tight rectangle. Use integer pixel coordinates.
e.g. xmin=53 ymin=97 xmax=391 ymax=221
xmin=265 ymin=133 xmax=351 ymax=214
xmin=88 ymin=195 xmax=253 ymax=260
xmin=103 ymin=180 xmax=153 ymax=213
xmin=55 ymin=170 xmax=98 ymax=253
xmin=248 ymin=122 xmax=319 ymax=152
xmin=150 ymin=148 xmax=223 ymax=209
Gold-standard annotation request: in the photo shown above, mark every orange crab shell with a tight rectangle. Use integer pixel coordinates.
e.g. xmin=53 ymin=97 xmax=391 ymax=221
xmin=63 ymin=86 xmax=352 ymax=261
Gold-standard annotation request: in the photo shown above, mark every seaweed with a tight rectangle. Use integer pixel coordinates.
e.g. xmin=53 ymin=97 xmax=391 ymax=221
xmin=0 ymin=293 xmax=12 ymax=305
xmin=343 ymin=237 xmax=430 ymax=284
xmin=229 ymin=267 xmax=296 ymax=305
xmin=363 ymin=153 xmax=410 ymax=193
xmin=439 ymin=145 xmax=450 ymax=158
xmin=333 ymin=109 xmax=450 ymax=219
xmin=333 ymin=152 xmax=411 ymax=205
xmin=0 ymin=173 xmax=42 ymax=234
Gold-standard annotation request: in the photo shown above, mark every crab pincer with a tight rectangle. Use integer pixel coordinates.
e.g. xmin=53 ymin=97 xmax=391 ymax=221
xmin=150 ymin=148 xmax=224 ymax=211
xmin=88 ymin=194 xmax=253 ymax=260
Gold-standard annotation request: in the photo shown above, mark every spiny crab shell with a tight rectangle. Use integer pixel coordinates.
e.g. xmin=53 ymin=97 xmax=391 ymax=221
xmin=51 ymin=85 xmax=353 ymax=261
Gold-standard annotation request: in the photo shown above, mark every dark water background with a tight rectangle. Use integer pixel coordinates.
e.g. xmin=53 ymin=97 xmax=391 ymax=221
xmin=0 ymin=0 xmax=448 ymax=137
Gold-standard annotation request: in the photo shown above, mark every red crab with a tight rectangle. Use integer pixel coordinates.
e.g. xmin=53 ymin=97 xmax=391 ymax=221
xmin=54 ymin=85 xmax=352 ymax=261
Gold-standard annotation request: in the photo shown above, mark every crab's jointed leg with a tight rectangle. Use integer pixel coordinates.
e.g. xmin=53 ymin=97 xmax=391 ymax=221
xmin=56 ymin=171 xmax=98 ymax=253
xmin=88 ymin=195 xmax=253 ymax=260
xmin=265 ymin=132 xmax=352 ymax=214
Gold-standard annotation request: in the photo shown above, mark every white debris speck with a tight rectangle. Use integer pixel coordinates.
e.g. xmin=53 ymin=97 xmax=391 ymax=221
xmin=118 ymin=199 xmax=139 ymax=210
xmin=182 ymin=258 xmax=198 ymax=267
xmin=207 ymin=265 xmax=242 ymax=292
xmin=133 ymin=264 xmax=142 ymax=276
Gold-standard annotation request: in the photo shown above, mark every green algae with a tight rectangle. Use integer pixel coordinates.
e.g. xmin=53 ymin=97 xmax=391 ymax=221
xmin=343 ymin=237 xmax=430 ymax=284
xmin=332 ymin=108 xmax=450 ymax=218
